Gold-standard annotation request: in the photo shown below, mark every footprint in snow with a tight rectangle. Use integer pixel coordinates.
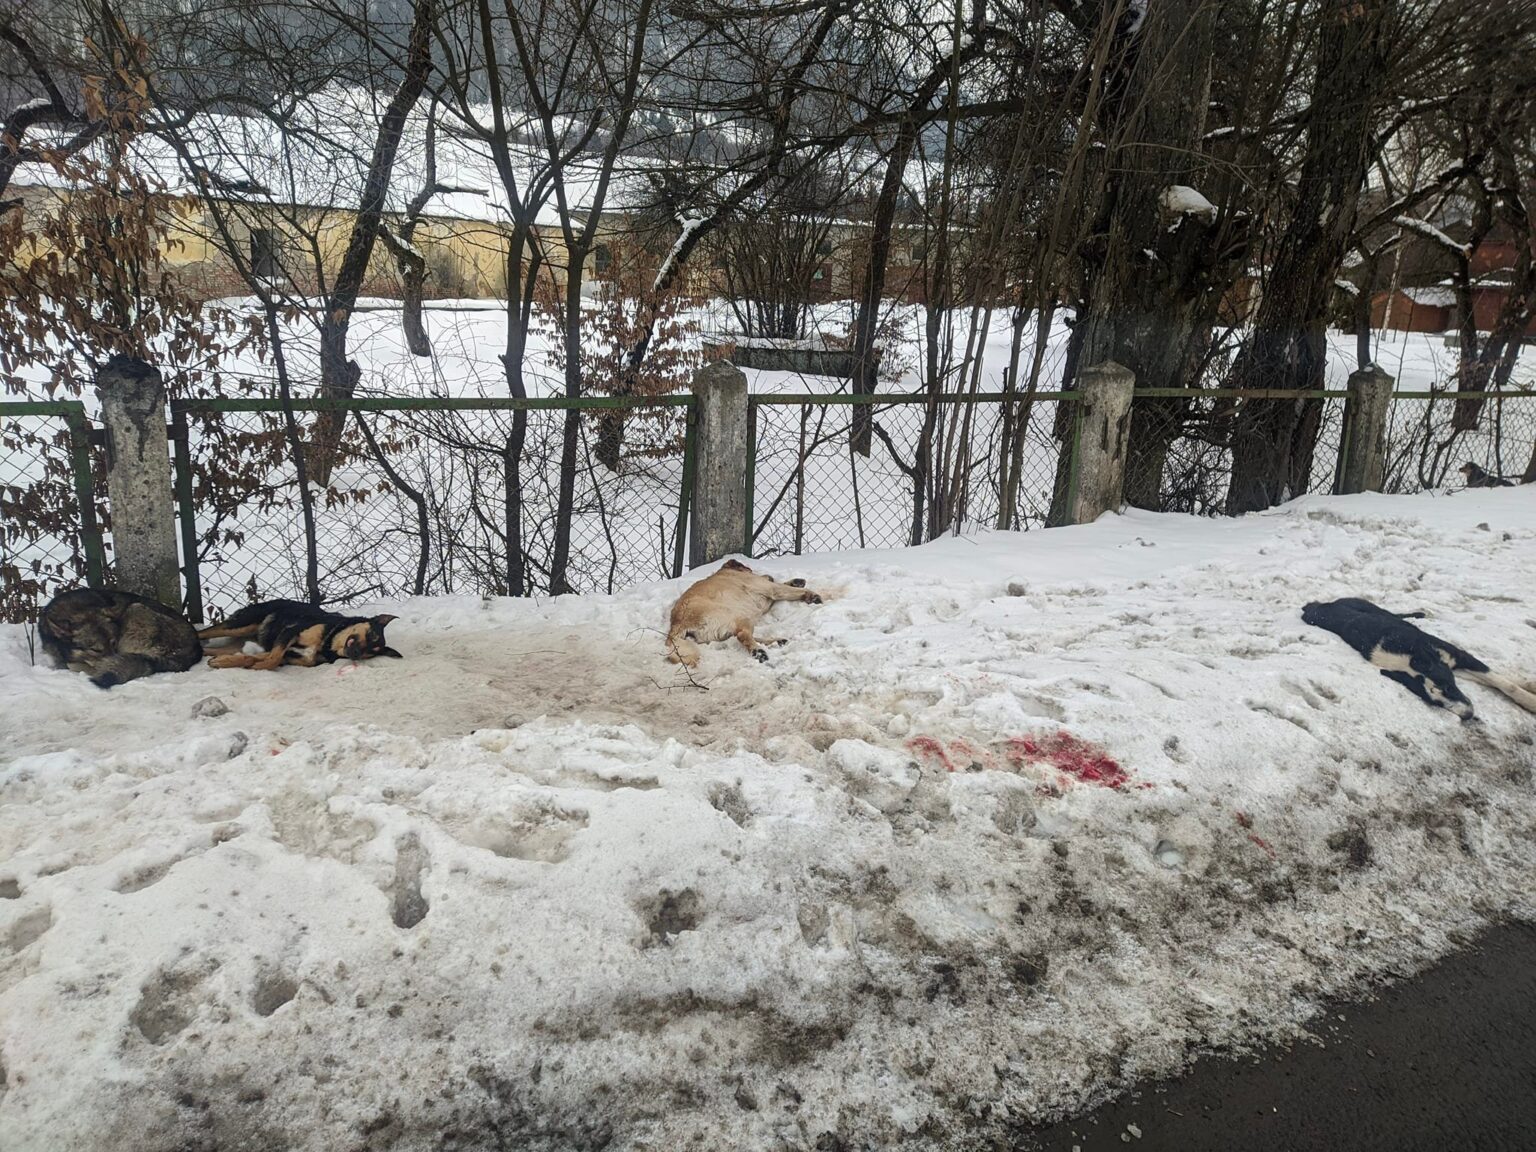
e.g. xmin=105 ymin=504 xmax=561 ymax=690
xmin=251 ymin=964 xmax=299 ymax=1017
xmin=131 ymin=958 xmax=218 ymax=1045
xmin=390 ymin=833 xmax=430 ymax=929
xmin=636 ymin=888 xmax=702 ymax=947
xmin=4 ymin=904 xmax=51 ymax=954
xmin=113 ymin=825 xmax=243 ymax=894
xmin=455 ymin=806 xmax=589 ymax=864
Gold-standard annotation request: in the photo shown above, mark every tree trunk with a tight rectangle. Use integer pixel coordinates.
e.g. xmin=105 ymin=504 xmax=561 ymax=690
xmin=548 ymin=262 xmax=587 ymax=594
xmin=400 ymin=254 xmax=431 ymax=357
xmin=1055 ymin=0 xmax=1231 ymax=515
xmin=1226 ymin=0 xmax=1394 ymax=514
xmin=501 ymin=229 xmax=540 ymax=596
xmin=307 ymin=0 xmax=435 ymax=486
xmin=849 ymin=30 xmax=992 ymax=455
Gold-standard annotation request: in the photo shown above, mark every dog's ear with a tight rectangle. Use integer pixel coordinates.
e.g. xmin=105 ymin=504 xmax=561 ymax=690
xmin=378 ymin=646 xmax=404 ymax=659
xmin=372 ymin=614 xmax=398 ymax=627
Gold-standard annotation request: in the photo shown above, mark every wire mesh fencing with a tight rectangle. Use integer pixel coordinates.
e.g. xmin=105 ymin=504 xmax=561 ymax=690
xmin=172 ymin=397 xmax=694 ymax=622
xmin=3 ymin=382 xmax=1532 ymax=627
xmin=746 ymin=391 xmax=1072 ymax=557
xmin=1140 ymin=391 xmax=1350 ymax=515
xmin=1382 ymin=391 xmax=1536 ymax=493
xmin=0 ymin=402 xmax=104 ymax=623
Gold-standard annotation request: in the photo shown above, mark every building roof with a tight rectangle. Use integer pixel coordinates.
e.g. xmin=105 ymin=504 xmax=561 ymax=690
xmin=11 ymin=88 xmax=663 ymax=230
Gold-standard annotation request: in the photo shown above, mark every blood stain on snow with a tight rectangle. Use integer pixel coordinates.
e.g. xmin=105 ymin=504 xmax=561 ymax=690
xmin=905 ymin=730 xmax=1139 ymax=789
xmin=1006 ymin=731 xmax=1136 ymax=791
xmin=905 ymin=735 xmax=957 ymax=771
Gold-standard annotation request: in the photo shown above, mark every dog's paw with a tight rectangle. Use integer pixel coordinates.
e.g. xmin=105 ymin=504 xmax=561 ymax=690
xmin=806 ymin=593 xmax=823 ymax=605
xmin=787 ymin=578 xmax=806 ymax=588
xmin=753 ymin=648 xmax=769 ymax=663
xmin=775 ymin=638 xmax=789 ymax=647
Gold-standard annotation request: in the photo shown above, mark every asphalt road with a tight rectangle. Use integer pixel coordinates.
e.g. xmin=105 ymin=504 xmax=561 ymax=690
xmin=1026 ymin=920 xmax=1536 ymax=1152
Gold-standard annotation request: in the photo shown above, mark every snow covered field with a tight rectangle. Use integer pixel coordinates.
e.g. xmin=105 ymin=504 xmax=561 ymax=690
xmin=3 ymin=488 xmax=1535 ymax=1150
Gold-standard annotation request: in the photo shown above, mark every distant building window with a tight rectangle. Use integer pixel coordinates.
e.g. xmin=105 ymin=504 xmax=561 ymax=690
xmin=250 ymin=228 xmax=279 ymax=279
xmin=910 ymin=242 xmax=925 ymax=263
xmin=593 ymin=244 xmax=613 ymax=275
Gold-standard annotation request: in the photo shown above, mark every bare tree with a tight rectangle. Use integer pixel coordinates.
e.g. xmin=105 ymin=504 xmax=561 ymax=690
xmin=307 ymin=0 xmax=436 ymax=485
xmin=1225 ymin=0 xmax=1400 ymax=513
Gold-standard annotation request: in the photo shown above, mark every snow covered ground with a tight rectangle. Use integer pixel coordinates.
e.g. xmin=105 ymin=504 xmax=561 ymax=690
xmin=3 ymin=488 xmax=1536 ymax=1150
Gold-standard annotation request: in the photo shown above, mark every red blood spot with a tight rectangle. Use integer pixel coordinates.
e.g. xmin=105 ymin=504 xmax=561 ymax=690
xmin=905 ymin=735 xmax=955 ymax=771
xmin=1248 ymin=833 xmax=1276 ymax=858
xmin=1235 ymin=810 xmax=1253 ymax=829
xmin=1007 ymin=731 xmax=1132 ymax=790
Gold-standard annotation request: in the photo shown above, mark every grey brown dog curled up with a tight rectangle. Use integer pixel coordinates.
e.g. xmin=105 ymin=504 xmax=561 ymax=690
xmin=38 ymin=587 xmax=202 ymax=688
xmin=666 ymin=559 xmax=822 ymax=667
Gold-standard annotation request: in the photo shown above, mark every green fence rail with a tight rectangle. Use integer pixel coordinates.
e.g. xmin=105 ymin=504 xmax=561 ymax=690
xmin=1 ymin=385 xmax=1532 ymax=624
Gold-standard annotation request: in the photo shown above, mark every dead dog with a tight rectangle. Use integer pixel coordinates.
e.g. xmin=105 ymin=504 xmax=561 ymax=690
xmin=666 ymin=559 xmax=822 ymax=667
xmin=199 ymin=598 xmax=401 ymax=670
xmin=38 ymin=586 xmax=202 ymax=688
xmin=1302 ymin=597 xmax=1536 ymax=720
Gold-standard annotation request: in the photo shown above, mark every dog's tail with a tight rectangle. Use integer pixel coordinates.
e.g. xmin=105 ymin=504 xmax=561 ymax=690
xmin=666 ymin=629 xmax=701 ymax=668
xmin=1462 ymin=669 xmax=1536 ymax=714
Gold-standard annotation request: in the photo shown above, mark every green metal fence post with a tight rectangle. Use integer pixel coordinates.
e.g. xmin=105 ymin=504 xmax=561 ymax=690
xmin=743 ymin=397 xmax=757 ymax=556
xmin=170 ymin=404 xmax=204 ymax=622
xmin=64 ymin=404 xmax=106 ymax=588
xmin=673 ymin=397 xmax=698 ymax=579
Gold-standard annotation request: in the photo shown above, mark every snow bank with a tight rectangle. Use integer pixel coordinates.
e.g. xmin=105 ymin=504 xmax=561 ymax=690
xmin=3 ymin=490 xmax=1536 ymax=1150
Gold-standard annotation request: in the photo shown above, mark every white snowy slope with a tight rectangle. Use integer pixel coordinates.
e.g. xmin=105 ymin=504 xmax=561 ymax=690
xmin=3 ymin=490 xmax=1536 ymax=1151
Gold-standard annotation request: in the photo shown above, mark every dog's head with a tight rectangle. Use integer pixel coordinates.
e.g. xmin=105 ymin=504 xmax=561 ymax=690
xmin=331 ymin=614 xmax=403 ymax=661
xmin=1459 ymin=462 xmax=1477 ymax=479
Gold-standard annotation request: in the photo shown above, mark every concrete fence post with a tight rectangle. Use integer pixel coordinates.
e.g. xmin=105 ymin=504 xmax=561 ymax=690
xmin=1337 ymin=363 xmax=1393 ymax=495
xmin=96 ymin=355 xmax=181 ymax=606
xmin=1064 ymin=360 xmax=1136 ymax=525
xmin=689 ymin=360 xmax=749 ymax=568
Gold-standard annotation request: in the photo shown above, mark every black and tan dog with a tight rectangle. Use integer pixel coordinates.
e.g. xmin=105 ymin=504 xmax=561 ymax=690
xmin=1303 ymin=597 xmax=1536 ymax=721
xmin=1459 ymin=462 xmax=1513 ymax=488
xmin=39 ymin=586 xmax=202 ymax=688
xmin=198 ymin=599 xmax=401 ymax=671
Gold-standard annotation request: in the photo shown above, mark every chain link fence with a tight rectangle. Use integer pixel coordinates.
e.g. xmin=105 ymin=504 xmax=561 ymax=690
xmin=747 ymin=392 xmax=1070 ymax=555
xmin=0 ymin=402 xmax=104 ymax=623
xmin=172 ymin=397 xmax=694 ymax=621
xmin=1382 ymin=391 xmax=1536 ymax=493
xmin=2 ymin=384 xmax=1532 ymax=625
xmin=1137 ymin=391 xmax=1350 ymax=514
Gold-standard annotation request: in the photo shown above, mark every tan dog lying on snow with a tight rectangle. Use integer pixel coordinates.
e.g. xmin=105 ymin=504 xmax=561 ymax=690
xmin=666 ymin=559 xmax=823 ymax=667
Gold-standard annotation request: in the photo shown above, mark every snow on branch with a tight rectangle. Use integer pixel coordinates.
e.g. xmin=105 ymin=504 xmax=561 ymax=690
xmin=1392 ymin=216 xmax=1470 ymax=257
xmin=1159 ymin=184 xmax=1218 ymax=225
xmin=652 ymin=213 xmax=708 ymax=293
